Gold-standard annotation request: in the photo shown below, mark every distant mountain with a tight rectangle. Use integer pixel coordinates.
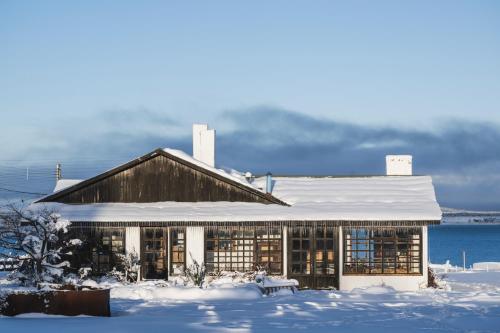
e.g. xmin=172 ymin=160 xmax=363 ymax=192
xmin=441 ymin=207 xmax=500 ymax=224
xmin=441 ymin=207 xmax=500 ymax=217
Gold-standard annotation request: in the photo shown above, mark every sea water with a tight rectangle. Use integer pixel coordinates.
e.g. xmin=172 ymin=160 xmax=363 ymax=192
xmin=429 ymin=224 xmax=500 ymax=267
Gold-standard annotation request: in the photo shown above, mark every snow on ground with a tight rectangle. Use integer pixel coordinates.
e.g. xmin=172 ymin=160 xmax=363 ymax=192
xmin=1 ymin=269 xmax=500 ymax=333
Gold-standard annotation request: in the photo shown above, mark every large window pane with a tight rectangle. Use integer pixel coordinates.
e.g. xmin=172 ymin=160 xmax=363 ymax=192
xmin=289 ymin=227 xmax=336 ymax=276
xmin=142 ymin=228 xmax=167 ymax=279
xmin=343 ymin=227 xmax=422 ymax=275
xmin=170 ymin=228 xmax=186 ymax=275
xmin=290 ymin=228 xmax=312 ymax=275
xmin=71 ymin=227 xmax=125 ymax=275
xmin=205 ymin=227 xmax=282 ymax=275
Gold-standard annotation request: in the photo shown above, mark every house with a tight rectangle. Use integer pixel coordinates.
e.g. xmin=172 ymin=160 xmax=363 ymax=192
xmin=33 ymin=124 xmax=441 ymax=290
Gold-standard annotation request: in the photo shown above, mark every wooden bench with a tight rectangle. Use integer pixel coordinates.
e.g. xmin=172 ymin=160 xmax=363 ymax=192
xmin=256 ymin=276 xmax=299 ymax=295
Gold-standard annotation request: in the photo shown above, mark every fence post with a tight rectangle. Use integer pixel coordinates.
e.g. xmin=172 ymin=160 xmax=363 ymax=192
xmin=462 ymin=250 xmax=466 ymax=271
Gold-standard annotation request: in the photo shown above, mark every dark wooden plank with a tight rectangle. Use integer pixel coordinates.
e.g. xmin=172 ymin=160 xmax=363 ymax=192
xmin=40 ymin=151 xmax=284 ymax=204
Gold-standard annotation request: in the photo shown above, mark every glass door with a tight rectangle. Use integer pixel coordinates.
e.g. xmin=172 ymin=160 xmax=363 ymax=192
xmin=142 ymin=228 xmax=168 ymax=279
xmin=288 ymin=226 xmax=338 ymax=289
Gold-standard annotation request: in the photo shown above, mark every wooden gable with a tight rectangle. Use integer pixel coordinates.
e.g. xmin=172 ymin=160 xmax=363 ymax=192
xmin=38 ymin=149 xmax=286 ymax=205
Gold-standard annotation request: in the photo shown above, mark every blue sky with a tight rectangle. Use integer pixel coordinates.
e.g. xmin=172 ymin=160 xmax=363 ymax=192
xmin=1 ymin=1 xmax=499 ymax=209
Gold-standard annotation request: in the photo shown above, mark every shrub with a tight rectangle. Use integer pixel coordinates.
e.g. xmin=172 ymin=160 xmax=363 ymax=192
xmin=184 ymin=256 xmax=206 ymax=288
xmin=114 ymin=250 xmax=141 ymax=283
xmin=428 ymin=267 xmax=438 ymax=288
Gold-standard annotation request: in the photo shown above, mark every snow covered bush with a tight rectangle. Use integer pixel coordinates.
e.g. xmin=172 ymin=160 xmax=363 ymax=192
xmin=78 ymin=267 xmax=93 ymax=280
xmin=108 ymin=250 xmax=141 ymax=283
xmin=0 ymin=204 xmax=81 ymax=286
xmin=203 ymin=269 xmax=275 ymax=285
xmin=184 ymin=257 xmax=206 ymax=288
xmin=106 ymin=267 xmax=126 ymax=282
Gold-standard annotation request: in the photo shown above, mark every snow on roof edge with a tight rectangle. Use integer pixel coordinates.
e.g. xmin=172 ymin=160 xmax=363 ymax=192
xmin=163 ymin=148 xmax=262 ymax=193
xmin=53 ymin=179 xmax=83 ymax=193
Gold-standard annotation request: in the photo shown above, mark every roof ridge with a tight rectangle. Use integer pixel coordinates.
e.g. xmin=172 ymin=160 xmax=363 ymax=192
xmin=37 ymin=148 xmax=288 ymax=206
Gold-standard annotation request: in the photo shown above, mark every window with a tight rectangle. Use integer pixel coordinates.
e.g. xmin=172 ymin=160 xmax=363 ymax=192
xmin=170 ymin=228 xmax=186 ymax=275
xmin=142 ymin=228 xmax=167 ymax=279
xmin=343 ymin=227 xmax=422 ymax=275
xmin=256 ymin=227 xmax=282 ymax=274
xmin=76 ymin=228 xmax=125 ymax=275
xmin=290 ymin=227 xmax=336 ymax=276
xmin=315 ymin=228 xmax=335 ymax=275
xmin=290 ymin=228 xmax=311 ymax=274
xmin=205 ymin=227 xmax=282 ymax=275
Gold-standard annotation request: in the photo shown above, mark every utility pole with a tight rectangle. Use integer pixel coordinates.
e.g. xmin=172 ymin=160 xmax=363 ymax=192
xmin=56 ymin=163 xmax=62 ymax=181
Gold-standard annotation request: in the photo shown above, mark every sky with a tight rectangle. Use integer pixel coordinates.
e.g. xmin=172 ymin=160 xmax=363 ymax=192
xmin=0 ymin=1 xmax=499 ymax=210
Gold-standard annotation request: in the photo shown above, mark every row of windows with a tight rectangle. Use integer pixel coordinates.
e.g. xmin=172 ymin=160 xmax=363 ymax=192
xmin=72 ymin=227 xmax=185 ymax=278
xmin=71 ymin=227 xmax=422 ymax=277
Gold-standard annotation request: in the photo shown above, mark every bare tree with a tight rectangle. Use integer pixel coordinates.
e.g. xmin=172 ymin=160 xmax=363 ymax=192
xmin=0 ymin=204 xmax=81 ymax=286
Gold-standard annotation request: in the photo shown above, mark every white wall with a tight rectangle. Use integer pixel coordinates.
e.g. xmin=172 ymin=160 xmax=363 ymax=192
xmin=282 ymin=226 xmax=288 ymax=276
xmin=125 ymin=227 xmax=141 ymax=255
xmin=125 ymin=227 xmax=141 ymax=280
xmin=186 ymin=226 xmax=205 ymax=267
xmin=167 ymin=227 xmax=172 ymax=277
xmin=422 ymin=225 xmax=429 ymax=284
xmin=338 ymin=226 xmax=428 ymax=291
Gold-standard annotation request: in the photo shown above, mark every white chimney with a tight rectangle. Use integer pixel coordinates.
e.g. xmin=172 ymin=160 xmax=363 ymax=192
xmin=386 ymin=155 xmax=412 ymax=176
xmin=193 ymin=124 xmax=216 ymax=167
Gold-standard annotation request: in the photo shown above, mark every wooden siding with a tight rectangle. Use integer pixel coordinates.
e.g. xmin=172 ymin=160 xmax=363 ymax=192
xmin=43 ymin=154 xmax=275 ymax=204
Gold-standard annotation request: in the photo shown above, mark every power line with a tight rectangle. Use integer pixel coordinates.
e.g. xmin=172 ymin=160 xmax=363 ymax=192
xmin=0 ymin=186 xmax=47 ymax=196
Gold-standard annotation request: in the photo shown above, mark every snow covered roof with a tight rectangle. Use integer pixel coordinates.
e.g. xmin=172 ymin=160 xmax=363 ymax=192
xmin=33 ymin=144 xmax=442 ymax=222
xmin=31 ymin=175 xmax=441 ymax=222
xmin=254 ymin=175 xmax=439 ymax=206
xmin=53 ymin=179 xmax=83 ymax=193
xmin=162 ymin=148 xmax=259 ymax=192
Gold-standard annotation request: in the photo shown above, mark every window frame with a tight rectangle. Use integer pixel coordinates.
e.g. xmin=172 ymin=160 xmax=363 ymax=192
xmin=290 ymin=228 xmax=312 ymax=275
xmin=289 ymin=227 xmax=337 ymax=277
xmin=255 ymin=226 xmax=283 ymax=274
xmin=141 ymin=227 xmax=168 ymax=280
xmin=205 ymin=226 xmax=283 ymax=275
xmin=75 ymin=227 xmax=126 ymax=275
xmin=343 ymin=227 xmax=422 ymax=276
xmin=169 ymin=228 xmax=186 ymax=276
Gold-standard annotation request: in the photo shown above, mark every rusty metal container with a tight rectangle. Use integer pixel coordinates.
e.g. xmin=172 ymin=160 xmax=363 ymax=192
xmin=1 ymin=288 xmax=110 ymax=317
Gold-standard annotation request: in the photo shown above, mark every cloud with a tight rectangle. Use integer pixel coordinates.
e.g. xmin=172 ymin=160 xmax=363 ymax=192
xmin=216 ymin=106 xmax=500 ymax=171
xmin=5 ymin=106 xmax=500 ymax=210
xmin=214 ymin=107 xmax=500 ymax=210
xmin=16 ymin=108 xmax=189 ymax=161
